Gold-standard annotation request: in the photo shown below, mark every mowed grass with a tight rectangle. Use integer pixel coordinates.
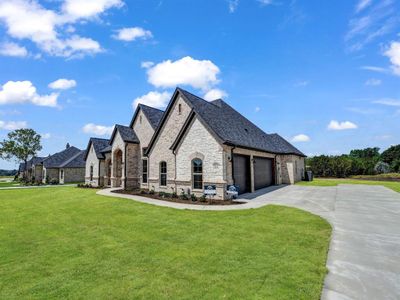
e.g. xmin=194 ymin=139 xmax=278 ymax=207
xmin=0 ymin=187 xmax=331 ymax=300
xmin=0 ymin=181 xmax=21 ymax=188
xmin=297 ymin=177 xmax=400 ymax=193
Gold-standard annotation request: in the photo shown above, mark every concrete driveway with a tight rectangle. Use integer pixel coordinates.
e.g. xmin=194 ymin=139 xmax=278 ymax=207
xmin=244 ymin=184 xmax=400 ymax=300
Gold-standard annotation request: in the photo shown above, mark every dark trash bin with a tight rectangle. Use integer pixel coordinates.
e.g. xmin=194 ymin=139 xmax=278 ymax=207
xmin=305 ymin=171 xmax=313 ymax=181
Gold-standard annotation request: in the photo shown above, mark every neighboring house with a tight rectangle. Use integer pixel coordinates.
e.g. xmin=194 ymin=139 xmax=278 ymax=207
xmin=26 ymin=157 xmax=46 ymax=182
xmin=84 ymin=137 xmax=110 ymax=186
xmin=17 ymin=162 xmax=26 ymax=178
xmin=42 ymin=145 xmax=85 ymax=184
xmin=85 ymin=88 xmax=305 ymax=200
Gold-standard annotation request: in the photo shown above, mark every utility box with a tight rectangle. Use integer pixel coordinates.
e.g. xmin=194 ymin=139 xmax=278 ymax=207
xmin=305 ymin=171 xmax=313 ymax=181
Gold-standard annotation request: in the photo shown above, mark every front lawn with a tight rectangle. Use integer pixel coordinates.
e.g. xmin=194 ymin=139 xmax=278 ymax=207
xmin=0 ymin=181 xmax=21 ymax=188
xmin=297 ymin=178 xmax=400 ymax=193
xmin=0 ymin=187 xmax=331 ymax=299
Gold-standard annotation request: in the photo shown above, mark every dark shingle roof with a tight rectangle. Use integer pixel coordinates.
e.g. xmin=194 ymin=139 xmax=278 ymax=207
xmin=100 ymin=145 xmax=112 ymax=153
xmin=60 ymin=150 xmax=86 ymax=168
xmin=86 ymin=137 xmax=110 ymax=160
xmin=43 ymin=146 xmax=82 ymax=168
xmin=26 ymin=156 xmax=46 ymax=169
xmin=171 ymin=88 xmax=305 ymax=157
xmin=18 ymin=162 xmax=26 ymax=172
xmin=139 ymin=104 xmax=164 ymax=129
xmin=110 ymin=124 xmax=139 ymax=144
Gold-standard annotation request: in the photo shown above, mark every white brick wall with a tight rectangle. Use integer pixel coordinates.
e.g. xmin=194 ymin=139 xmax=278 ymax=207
xmin=176 ymin=117 xmax=224 ymax=184
xmin=85 ymin=143 xmax=100 ymax=186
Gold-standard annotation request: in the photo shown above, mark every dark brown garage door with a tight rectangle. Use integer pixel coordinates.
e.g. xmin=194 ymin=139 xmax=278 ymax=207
xmin=254 ymin=157 xmax=274 ymax=190
xmin=233 ymin=154 xmax=251 ymax=194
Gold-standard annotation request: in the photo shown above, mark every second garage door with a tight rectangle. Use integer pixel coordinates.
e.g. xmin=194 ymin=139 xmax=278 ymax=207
xmin=254 ymin=157 xmax=274 ymax=190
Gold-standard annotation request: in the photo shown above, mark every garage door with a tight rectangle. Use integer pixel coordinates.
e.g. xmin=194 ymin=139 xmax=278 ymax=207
xmin=233 ymin=154 xmax=251 ymax=194
xmin=254 ymin=157 xmax=274 ymax=190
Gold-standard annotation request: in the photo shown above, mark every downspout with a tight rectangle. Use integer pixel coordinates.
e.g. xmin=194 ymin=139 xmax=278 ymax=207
xmin=231 ymin=146 xmax=236 ymax=185
xmin=173 ymin=149 xmax=177 ymax=194
xmin=98 ymin=159 xmax=101 ymax=186
xmin=124 ymin=143 xmax=127 ymax=189
xmin=274 ymin=154 xmax=278 ymax=185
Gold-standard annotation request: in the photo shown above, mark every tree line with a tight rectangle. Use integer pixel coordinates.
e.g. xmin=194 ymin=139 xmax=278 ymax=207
xmin=307 ymin=145 xmax=400 ymax=178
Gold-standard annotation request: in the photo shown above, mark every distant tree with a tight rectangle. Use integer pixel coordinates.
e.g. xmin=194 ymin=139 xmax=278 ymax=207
xmin=391 ymin=159 xmax=400 ymax=173
xmin=349 ymin=147 xmax=380 ymax=159
xmin=381 ymin=145 xmax=400 ymax=165
xmin=374 ymin=162 xmax=390 ymax=174
xmin=0 ymin=129 xmax=42 ymax=178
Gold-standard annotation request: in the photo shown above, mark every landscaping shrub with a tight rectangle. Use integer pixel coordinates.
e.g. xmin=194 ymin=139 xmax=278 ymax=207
xmin=190 ymin=193 xmax=197 ymax=202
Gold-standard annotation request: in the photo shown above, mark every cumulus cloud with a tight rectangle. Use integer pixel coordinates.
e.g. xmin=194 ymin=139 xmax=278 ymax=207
xmin=0 ymin=120 xmax=27 ymax=130
xmin=0 ymin=42 xmax=28 ymax=57
xmin=48 ymin=78 xmax=77 ymax=90
xmin=384 ymin=41 xmax=400 ymax=76
xmin=291 ymin=134 xmax=310 ymax=142
xmin=62 ymin=0 xmax=123 ymax=20
xmin=372 ymin=98 xmax=400 ymax=107
xmin=203 ymin=89 xmax=228 ymax=101
xmin=0 ymin=81 xmax=58 ymax=107
xmin=327 ymin=120 xmax=358 ymax=130
xmin=132 ymin=91 xmax=171 ymax=109
xmin=82 ymin=123 xmax=114 ymax=136
xmin=0 ymin=0 xmax=117 ymax=58
xmin=113 ymin=27 xmax=153 ymax=41
xmin=365 ymin=78 xmax=381 ymax=86
xmin=146 ymin=56 xmax=220 ymax=91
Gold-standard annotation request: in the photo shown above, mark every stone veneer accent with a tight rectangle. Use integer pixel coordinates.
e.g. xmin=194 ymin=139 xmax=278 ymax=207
xmin=85 ymin=143 xmax=101 ymax=186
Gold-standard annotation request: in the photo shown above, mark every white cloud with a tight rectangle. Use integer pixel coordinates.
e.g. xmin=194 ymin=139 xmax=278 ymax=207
xmin=254 ymin=106 xmax=261 ymax=113
xmin=62 ymin=0 xmax=123 ymax=20
xmin=82 ymin=123 xmax=114 ymax=136
xmin=361 ymin=65 xmax=388 ymax=73
xmin=373 ymin=98 xmax=400 ymax=106
xmin=291 ymin=134 xmax=310 ymax=142
xmin=113 ymin=27 xmax=152 ymax=42
xmin=327 ymin=120 xmax=358 ymax=130
xmin=146 ymin=56 xmax=220 ymax=90
xmin=0 ymin=81 xmax=58 ymax=107
xmin=0 ymin=120 xmax=27 ymax=130
xmin=384 ymin=41 xmax=400 ymax=76
xmin=0 ymin=42 xmax=28 ymax=57
xmin=41 ymin=133 xmax=51 ymax=139
xmin=294 ymin=80 xmax=310 ymax=87
xmin=48 ymin=79 xmax=77 ymax=90
xmin=365 ymin=78 xmax=381 ymax=86
xmin=0 ymin=0 xmax=114 ymax=58
xmin=141 ymin=61 xmax=154 ymax=69
xmin=132 ymin=91 xmax=171 ymax=109
xmin=257 ymin=0 xmax=274 ymax=6
xmin=203 ymin=89 xmax=228 ymax=101
xmin=355 ymin=0 xmax=372 ymax=13
xmin=228 ymin=0 xmax=239 ymax=13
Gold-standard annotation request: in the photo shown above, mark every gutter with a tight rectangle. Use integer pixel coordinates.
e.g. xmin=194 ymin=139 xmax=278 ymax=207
xmin=231 ymin=145 xmax=236 ymax=185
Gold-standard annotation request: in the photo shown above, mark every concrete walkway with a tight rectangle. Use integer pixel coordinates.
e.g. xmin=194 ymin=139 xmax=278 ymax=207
xmin=97 ymin=185 xmax=400 ymax=299
xmin=0 ymin=184 xmax=78 ymax=190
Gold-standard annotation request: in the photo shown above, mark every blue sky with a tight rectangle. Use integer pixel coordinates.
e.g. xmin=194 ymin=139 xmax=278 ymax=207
xmin=0 ymin=0 xmax=399 ymax=169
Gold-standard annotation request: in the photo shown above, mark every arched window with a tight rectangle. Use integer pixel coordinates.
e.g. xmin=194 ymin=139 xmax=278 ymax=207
xmin=178 ymin=103 xmax=182 ymax=115
xmin=160 ymin=161 xmax=167 ymax=186
xmin=90 ymin=165 xmax=93 ymax=181
xmin=192 ymin=159 xmax=203 ymax=189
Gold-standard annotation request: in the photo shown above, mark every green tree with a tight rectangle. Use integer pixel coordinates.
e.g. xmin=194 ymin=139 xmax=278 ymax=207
xmin=349 ymin=147 xmax=380 ymax=159
xmin=381 ymin=145 xmax=400 ymax=165
xmin=0 ymin=129 xmax=42 ymax=178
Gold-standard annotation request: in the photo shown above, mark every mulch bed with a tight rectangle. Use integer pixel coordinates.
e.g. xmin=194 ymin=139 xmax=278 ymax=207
xmin=112 ymin=189 xmax=245 ymax=206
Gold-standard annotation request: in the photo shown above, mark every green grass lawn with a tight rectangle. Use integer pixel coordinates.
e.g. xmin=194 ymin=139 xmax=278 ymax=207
xmin=0 ymin=181 xmax=21 ymax=188
xmin=297 ymin=178 xmax=400 ymax=193
xmin=0 ymin=187 xmax=331 ymax=299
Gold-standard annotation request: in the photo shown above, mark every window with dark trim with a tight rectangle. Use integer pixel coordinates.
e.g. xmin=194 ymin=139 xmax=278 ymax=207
xmin=160 ymin=161 xmax=167 ymax=186
xmin=142 ymin=159 xmax=148 ymax=183
xmin=192 ymin=158 xmax=203 ymax=189
xmin=60 ymin=169 xmax=64 ymax=180
xmin=178 ymin=103 xmax=182 ymax=115
xmin=90 ymin=165 xmax=93 ymax=181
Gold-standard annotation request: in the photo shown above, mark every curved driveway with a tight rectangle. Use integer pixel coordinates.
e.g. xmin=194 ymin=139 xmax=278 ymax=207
xmin=98 ymin=184 xmax=400 ymax=299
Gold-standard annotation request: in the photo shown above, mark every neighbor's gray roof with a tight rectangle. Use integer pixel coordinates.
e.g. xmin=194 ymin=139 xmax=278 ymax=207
xmin=139 ymin=104 xmax=164 ymax=129
xmin=86 ymin=137 xmax=110 ymax=160
xmin=26 ymin=156 xmax=46 ymax=169
xmin=110 ymin=124 xmax=139 ymax=144
xmin=18 ymin=162 xmax=26 ymax=172
xmin=60 ymin=150 xmax=86 ymax=168
xmin=43 ymin=146 xmax=82 ymax=168
xmin=100 ymin=145 xmax=112 ymax=153
xmin=152 ymin=88 xmax=305 ymax=157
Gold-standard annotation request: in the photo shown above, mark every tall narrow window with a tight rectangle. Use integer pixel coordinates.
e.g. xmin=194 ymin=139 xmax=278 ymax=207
xmin=160 ymin=161 xmax=167 ymax=186
xmin=139 ymin=115 xmax=142 ymax=124
xmin=192 ymin=158 xmax=203 ymax=189
xmin=60 ymin=169 xmax=64 ymax=180
xmin=178 ymin=103 xmax=182 ymax=115
xmin=90 ymin=165 xmax=93 ymax=181
xmin=142 ymin=159 xmax=148 ymax=183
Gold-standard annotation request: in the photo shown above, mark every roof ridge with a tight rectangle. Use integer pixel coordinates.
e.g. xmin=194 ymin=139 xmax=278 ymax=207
xmin=138 ymin=103 xmax=164 ymax=112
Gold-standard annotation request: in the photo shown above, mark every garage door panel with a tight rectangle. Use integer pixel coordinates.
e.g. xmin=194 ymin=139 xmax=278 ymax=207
xmin=233 ymin=154 xmax=250 ymax=194
xmin=254 ymin=157 xmax=274 ymax=190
